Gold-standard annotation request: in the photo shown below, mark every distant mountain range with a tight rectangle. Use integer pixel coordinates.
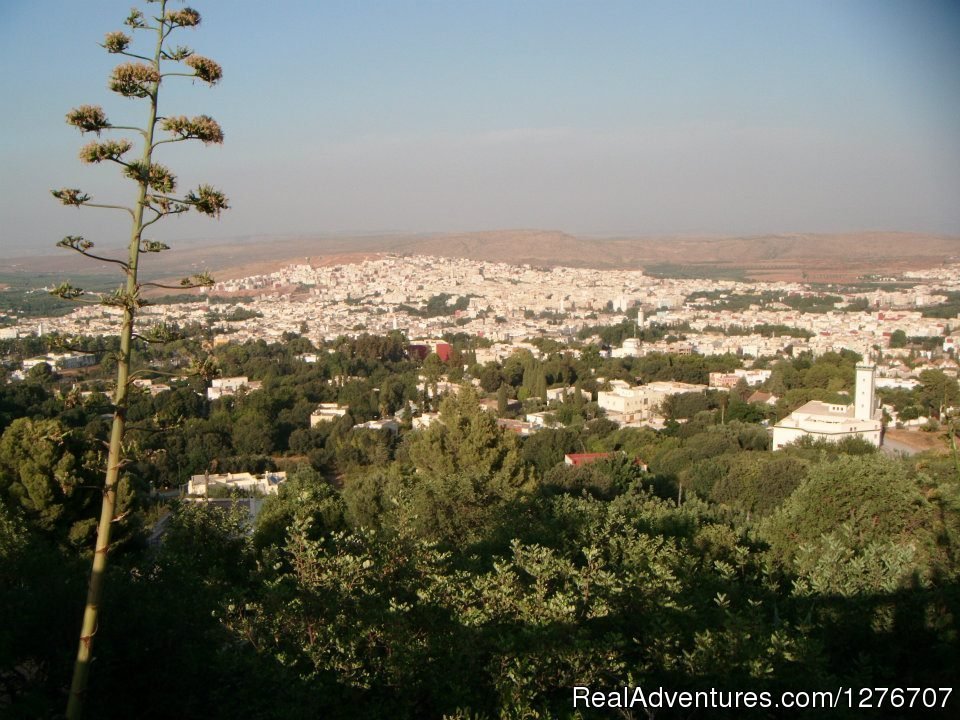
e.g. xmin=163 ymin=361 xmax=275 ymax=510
xmin=4 ymin=230 xmax=959 ymax=285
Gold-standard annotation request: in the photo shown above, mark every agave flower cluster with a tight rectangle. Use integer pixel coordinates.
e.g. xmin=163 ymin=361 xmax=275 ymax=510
xmin=52 ymin=188 xmax=91 ymax=206
xmin=186 ymin=185 xmax=229 ymax=217
xmin=124 ymin=8 xmax=146 ymax=29
xmin=161 ymin=115 xmax=223 ymax=144
xmin=140 ymin=240 xmax=171 ymax=253
xmin=57 ymin=236 xmax=95 ymax=252
xmin=184 ymin=55 xmax=222 ymax=84
xmin=54 ymin=1 xmax=228 ymax=262
xmin=147 ymin=194 xmax=188 ymax=214
xmin=124 ymin=160 xmax=177 ymax=193
xmin=79 ymin=139 xmax=133 ymax=164
xmin=110 ymin=62 xmax=160 ymax=98
xmin=66 ymin=105 xmax=111 ymax=134
xmin=161 ymin=44 xmax=194 ymax=62
xmin=51 ymin=282 xmax=85 ymax=300
xmin=165 ymin=8 xmax=201 ymax=27
xmin=103 ymin=31 xmax=131 ymax=53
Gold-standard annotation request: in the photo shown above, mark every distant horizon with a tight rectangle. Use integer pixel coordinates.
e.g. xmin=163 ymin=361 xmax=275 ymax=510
xmin=2 ymin=226 xmax=959 ymax=261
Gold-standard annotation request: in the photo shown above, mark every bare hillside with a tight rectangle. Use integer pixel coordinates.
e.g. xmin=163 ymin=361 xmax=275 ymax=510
xmin=5 ymin=230 xmax=959 ymax=284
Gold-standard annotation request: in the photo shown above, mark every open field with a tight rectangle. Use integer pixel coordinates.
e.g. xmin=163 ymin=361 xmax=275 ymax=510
xmin=885 ymin=428 xmax=949 ymax=455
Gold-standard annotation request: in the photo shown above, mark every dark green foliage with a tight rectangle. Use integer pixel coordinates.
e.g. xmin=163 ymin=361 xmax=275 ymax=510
xmin=661 ymin=390 xmax=710 ymax=419
xmin=918 ymin=369 xmax=960 ymax=418
xmin=889 ymin=328 xmax=908 ymax=348
xmin=2 ymin=332 xmax=959 ymax=719
xmin=630 ymin=352 xmax=740 ymax=385
xmin=702 ymin=322 xmax=815 ymax=339
xmin=762 ymin=454 xmax=941 ymax=577
xmin=254 ymin=465 xmax=346 ymax=551
xmin=541 ymin=453 xmax=642 ymax=499
xmin=919 ymin=290 xmax=960 ymax=318
xmin=398 ymin=293 xmax=470 ymax=318
xmin=710 ymin=453 xmax=807 ymax=516
xmin=520 ymin=427 xmax=580 ymax=475
xmin=577 ymin=320 xmax=692 ymax=346
xmin=210 ymin=306 xmax=262 ymax=322
xmin=687 ymin=289 xmax=845 ymax=314
xmin=398 ymin=388 xmax=530 ymax=545
xmin=0 ymin=418 xmax=98 ymax=537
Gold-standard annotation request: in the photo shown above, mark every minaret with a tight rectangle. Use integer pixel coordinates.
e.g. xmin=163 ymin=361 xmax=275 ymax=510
xmin=854 ymin=363 xmax=876 ymax=420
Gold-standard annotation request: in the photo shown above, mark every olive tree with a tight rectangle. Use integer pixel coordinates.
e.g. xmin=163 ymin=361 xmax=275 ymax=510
xmin=51 ymin=2 xmax=227 ymax=717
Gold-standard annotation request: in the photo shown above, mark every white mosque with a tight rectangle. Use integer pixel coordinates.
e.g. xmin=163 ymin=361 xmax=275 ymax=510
xmin=772 ymin=363 xmax=883 ymax=451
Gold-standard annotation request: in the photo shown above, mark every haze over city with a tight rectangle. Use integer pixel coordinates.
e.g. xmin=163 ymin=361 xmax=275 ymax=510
xmin=1 ymin=0 xmax=959 ymax=257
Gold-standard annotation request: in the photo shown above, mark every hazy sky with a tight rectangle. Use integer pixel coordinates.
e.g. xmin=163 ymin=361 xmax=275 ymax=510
xmin=1 ymin=0 xmax=959 ymax=256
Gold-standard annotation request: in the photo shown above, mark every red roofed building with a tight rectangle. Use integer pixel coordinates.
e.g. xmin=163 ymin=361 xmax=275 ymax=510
xmin=564 ymin=452 xmax=648 ymax=471
xmin=435 ymin=342 xmax=453 ymax=362
xmin=407 ymin=344 xmax=430 ymax=361
xmin=564 ymin=453 xmax=612 ymax=467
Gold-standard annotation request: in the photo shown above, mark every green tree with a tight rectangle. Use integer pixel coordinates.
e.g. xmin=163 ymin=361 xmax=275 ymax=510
xmin=520 ymin=427 xmax=580 ymax=476
xmin=478 ymin=363 xmax=504 ymax=393
xmin=762 ymin=454 xmax=937 ymax=578
xmin=496 ymin=382 xmax=509 ymax=416
xmin=889 ymin=328 xmax=908 ymax=348
xmin=54 ymin=3 xmax=228 ymax=715
xmin=253 ymin=465 xmax=346 ymax=551
xmin=710 ymin=453 xmax=807 ymax=517
xmin=231 ymin=411 xmax=275 ymax=456
xmin=402 ymin=387 xmax=529 ymax=544
xmin=662 ymin=391 xmax=710 ymax=420
xmin=918 ymin=369 xmax=960 ymax=418
xmin=0 ymin=418 xmax=92 ymax=536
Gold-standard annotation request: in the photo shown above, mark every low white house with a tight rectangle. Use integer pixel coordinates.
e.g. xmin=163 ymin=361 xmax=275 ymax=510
xmin=415 ymin=379 xmax=462 ymax=398
xmin=22 ymin=352 xmax=96 ymax=372
xmin=354 ymin=418 xmax=400 ymax=434
xmin=187 ymin=471 xmax=287 ymax=496
xmin=545 ymin=386 xmax=592 ymax=403
xmin=525 ymin=411 xmax=557 ymax=427
xmin=207 ymin=376 xmax=262 ymax=400
xmin=412 ymin=412 xmax=441 ymax=430
xmin=132 ymin=378 xmax=171 ymax=396
xmin=310 ymin=403 xmax=349 ymax=426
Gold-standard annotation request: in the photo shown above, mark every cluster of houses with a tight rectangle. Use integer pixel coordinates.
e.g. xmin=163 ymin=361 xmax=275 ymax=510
xmin=11 ymin=352 xmax=97 ymax=380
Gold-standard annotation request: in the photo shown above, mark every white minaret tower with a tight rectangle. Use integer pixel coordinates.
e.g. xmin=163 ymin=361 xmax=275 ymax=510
xmin=854 ymin=363 xmax=876 ymax=421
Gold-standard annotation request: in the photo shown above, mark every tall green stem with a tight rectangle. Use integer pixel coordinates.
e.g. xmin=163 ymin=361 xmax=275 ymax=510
xmin=66 ymin=4 xmax=165 ymax=717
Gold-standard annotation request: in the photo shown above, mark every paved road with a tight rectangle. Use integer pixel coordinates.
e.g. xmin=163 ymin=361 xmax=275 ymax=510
xmin=147 ymin=513 xmax=171 ymax=547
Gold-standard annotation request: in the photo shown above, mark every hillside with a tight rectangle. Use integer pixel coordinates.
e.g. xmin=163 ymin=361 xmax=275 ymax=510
xmin=4 ymin=230 xmax=959 ymax=284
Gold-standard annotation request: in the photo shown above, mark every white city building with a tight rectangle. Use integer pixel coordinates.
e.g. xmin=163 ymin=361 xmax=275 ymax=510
xmin=772 ymin=363 xmax=882 ymax=450
xmin=187 ymin=471 xmax=287 ymax=496
xmin=310 ymin=403 xmax=350 ymax=426
xmin=597 ymin=386 xmax=651 ymax=419
xmin=597 ymin=381 xmax=707 ymax=423
xmin=207 ymin=376 xmax=262 ymax=400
